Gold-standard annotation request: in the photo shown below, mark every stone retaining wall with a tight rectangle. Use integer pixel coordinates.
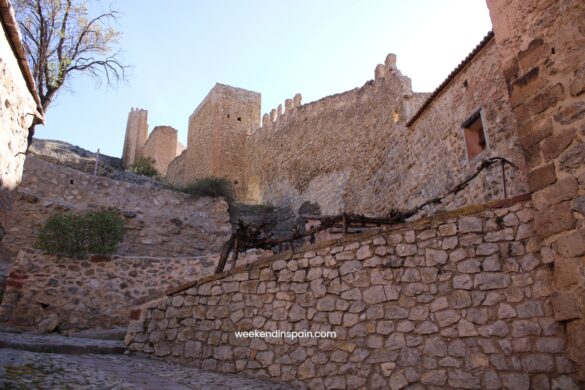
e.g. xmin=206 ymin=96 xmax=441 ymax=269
xmin=126 ymin=197 xmax=579 ymax=389
xmin=0 ymin=156 xmax=231 ymax=257
xmin=0 ymin=249 xmax=218 ymax=332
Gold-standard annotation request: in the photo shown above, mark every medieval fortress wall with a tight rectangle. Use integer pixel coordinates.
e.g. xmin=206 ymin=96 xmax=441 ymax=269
xmin=185 ymin=84 xmax=261 ymax=200
xmin=131 ymin=44 xmax=528 ymax=217
xmin=121 ymin=108 xmax=185 ymax=174
xmin=143 ymin=126 xmax=181 ymax=176
xmin=122 ymin=108 xmax=148 ymax=167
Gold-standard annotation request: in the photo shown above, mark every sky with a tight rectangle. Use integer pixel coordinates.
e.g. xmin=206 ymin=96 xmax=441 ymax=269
xmin=37 ymin=0 xmax=493 ymax=158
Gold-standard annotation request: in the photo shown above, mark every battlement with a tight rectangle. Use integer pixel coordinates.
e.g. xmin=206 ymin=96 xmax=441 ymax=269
xmin=253 ymin=52 xmax=410 ymax=136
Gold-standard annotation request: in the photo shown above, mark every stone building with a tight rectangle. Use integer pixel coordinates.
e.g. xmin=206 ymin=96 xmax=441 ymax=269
xmin=0 ymin=0 xmax=44 ymax=241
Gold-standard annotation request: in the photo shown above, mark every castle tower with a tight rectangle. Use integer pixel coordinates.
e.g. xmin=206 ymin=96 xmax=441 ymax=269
xmin=185 ymin=84 xmax=261 ymax=198
xmin=122 ymin=108 xmax=149 ymax=168
xmin=142 ymin=125 xmax=180 ymax=176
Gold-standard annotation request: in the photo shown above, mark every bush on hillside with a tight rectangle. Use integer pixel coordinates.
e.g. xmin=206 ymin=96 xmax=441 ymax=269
xmin=35 ymin=210 xmax=124 ymax=257
xmin=128 ymin=157 xmax=159 ymax=178
xmin=182 ymin=177 xmax=234 ymax=202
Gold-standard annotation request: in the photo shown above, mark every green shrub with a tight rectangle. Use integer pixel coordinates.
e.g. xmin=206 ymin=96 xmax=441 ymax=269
xmin=35 ymin=210 xmax=124 ymax=257
xmin=128 ymin=157 xmax=159 ymax=178
xmin=182 ymin=177 xmax=234 ymax=202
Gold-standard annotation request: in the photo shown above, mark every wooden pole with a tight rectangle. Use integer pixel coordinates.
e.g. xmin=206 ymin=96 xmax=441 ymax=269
xmin=94 ymin=148 xmax=100 ymax=176
xmin=215 ymin=236 xmax=235 ymax=274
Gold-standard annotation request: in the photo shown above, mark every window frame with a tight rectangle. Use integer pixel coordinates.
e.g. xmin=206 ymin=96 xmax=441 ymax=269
xmin=462 ymin=108 xmax=489 ymax=162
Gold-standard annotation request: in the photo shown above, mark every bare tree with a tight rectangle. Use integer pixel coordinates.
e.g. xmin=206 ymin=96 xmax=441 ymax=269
xmin=14 ymin=0 xmax=128 ymax=145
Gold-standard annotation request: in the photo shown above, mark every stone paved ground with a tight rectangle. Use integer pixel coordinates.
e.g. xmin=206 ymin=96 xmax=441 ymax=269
xmin=0 ymin=330 xmax=126 ymax=354
xmin=0 ymin=348 xmax=293 ymax=389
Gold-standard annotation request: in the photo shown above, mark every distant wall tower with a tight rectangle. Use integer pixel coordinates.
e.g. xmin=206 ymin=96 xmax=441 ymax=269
xmin=122 ymin=108 xmax=149 ymax=168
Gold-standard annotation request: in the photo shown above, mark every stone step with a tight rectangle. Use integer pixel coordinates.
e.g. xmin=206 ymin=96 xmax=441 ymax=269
xmin=0 ymin=330 xmax=126 ymax=354
xmin=65 ymin=327 xmax=127 ymax=341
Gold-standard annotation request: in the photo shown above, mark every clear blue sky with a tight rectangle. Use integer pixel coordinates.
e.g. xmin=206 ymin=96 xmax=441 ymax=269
xmin=37 ymin=0 xmax=492 ymax=157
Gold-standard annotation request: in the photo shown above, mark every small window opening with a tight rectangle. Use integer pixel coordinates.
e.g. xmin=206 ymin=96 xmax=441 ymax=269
xmin=463 ymin=80 xmax=469 ymax=88
xmin=70 ymin=179 xmax=74 ymax=185
xmin=227 ymin=114 xmax=230 ymax=118
xmin=233 ymin=180 xmax=238 ymax=185
xmin=462 ymin=110 xmax=487 ymax=160
xmin=237 ymin=117 xmax=242 ymax=121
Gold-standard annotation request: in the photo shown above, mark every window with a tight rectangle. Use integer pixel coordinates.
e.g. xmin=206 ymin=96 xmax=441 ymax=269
xmin=462 ymin=110 xmax=487 ymax=160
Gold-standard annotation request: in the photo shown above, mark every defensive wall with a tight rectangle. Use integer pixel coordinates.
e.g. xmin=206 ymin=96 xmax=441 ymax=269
xmin=164 ymin=48 xmax=528 ymax=217
xmin=121 ymin=108 xmax=184 ymax=176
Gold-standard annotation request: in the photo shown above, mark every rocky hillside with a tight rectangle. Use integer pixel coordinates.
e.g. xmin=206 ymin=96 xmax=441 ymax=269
xmin=29 ymin=139 xmax=162 ymax=187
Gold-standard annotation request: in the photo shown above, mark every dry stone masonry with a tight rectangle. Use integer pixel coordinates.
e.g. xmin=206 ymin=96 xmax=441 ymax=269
xmin=0 ymin=156 xmax=231 ymax=257
xmin=126 ymin=197 xmax=578 ymax=389
xmin=0 ymin=249 xmax=219 ymax=332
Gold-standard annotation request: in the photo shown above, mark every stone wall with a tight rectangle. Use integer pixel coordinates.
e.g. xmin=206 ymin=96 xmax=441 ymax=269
xmin=166 ymin=150 xmax=187 ymax=187
xmin=0 ymin=249 xmax=219 ymax=331
xmin=181 ymin=83 xmax=261 ymax=199
xmin=168 ymin=46 xmax=527 ymax=217
xmin=0 ymin=157 xmax=231 ymax=257
xmin=142 ymin=126 xmax=179 ymax=176
xmin=246 ymin=46 xmax=528 ymax=216
xmin=0 ymin=3 xmax=42 ymax=241
xmin=486 ymin=0 xmax=585 ymax=380
xmin=126 ymin=197 xmax=579 ymax=389
xmin=245 ymin=56 xmax=429 ymax=215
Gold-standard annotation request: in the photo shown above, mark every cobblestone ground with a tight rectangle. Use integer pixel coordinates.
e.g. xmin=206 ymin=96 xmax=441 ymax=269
xmin=0 ymin=348 xmax=293 ymax=389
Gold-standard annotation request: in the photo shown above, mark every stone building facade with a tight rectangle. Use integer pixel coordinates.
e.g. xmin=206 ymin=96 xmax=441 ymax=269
xmin=0 ymin=0 xmax=44 ymax=241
